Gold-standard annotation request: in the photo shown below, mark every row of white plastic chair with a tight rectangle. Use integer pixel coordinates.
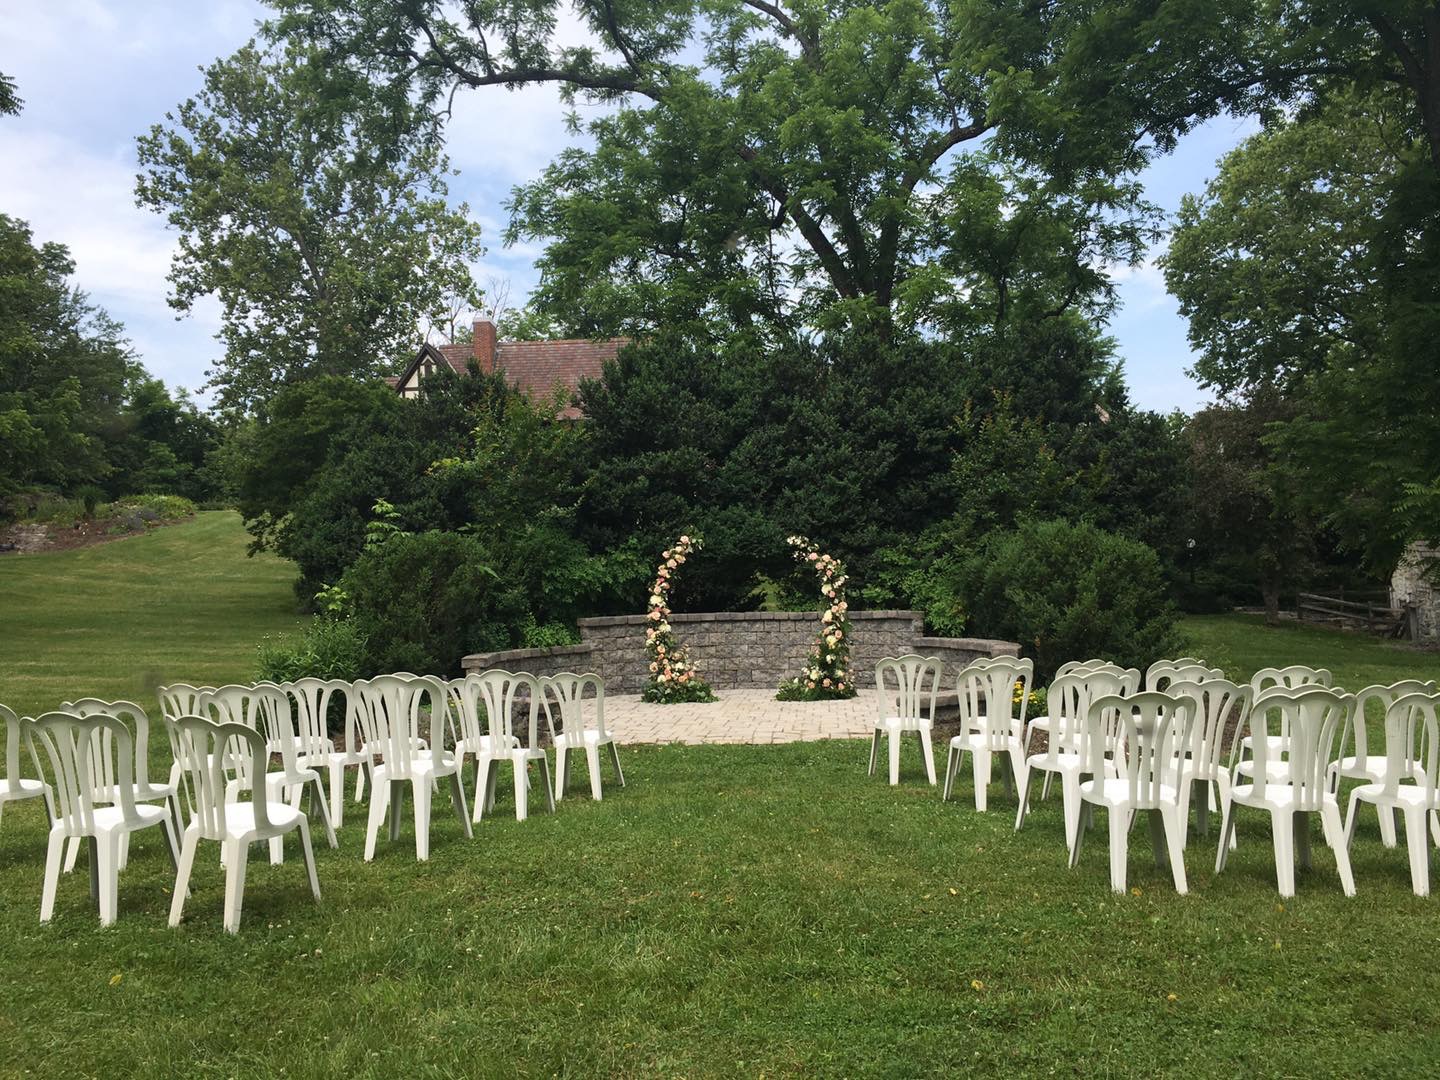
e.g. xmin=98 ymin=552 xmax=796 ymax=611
xmin=0 ymin=669 xmax=620 ymax=930
xmin=871 ymin=654 xmax=1440 ymax=898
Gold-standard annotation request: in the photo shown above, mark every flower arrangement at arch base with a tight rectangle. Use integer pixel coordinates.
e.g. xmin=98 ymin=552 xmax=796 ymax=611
xmin=641 ymin=533 xmax=717 ymax=704
xmin=777 ymin=535 xmax=858 ymax=701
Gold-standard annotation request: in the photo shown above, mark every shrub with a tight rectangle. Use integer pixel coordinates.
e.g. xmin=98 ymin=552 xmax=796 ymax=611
xmin=256 ymin=617 xmax=369 ymax=683
xmin=954 ymin=519 xmax=1184 ymax=682
xmin=519 ymin=616 xmax=580 ymax=649
xmin=340 ymin=530 xmax=525 ymax=675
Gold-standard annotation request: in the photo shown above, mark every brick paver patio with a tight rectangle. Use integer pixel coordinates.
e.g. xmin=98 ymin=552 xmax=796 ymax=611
xmin=608 ymin=688 xmax=881 ymax=745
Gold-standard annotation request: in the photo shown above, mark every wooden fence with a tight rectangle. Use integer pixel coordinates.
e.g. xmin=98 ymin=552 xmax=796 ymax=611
xmin=1296 ymin=591 xmax=1411 ymax=638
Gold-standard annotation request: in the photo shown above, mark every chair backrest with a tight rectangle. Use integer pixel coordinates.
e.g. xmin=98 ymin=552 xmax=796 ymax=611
xmin=1144 ymin=657 xmax=1205 ymax=687
xmin=1166 ymin=678 xmax=1251 ymax=780
xmin=1056 ymin=658 xmax=1112 ymax=679
xmin=198 ymin=683 xmax=301 ymax=777
xmin=875 ymin=655 xmax=943 ymax=723
xmin=281 ymin=678 xmax=349 ymax=757
xmin=1045 ymin=669 xmax=1131 ymax=762
xmin=957 ymin=656 xmax=1033 ymax=748
xmin=2 ymin=703 xmax=30 ymax=797
xmin=1380 ymin=692 xmax=1440 ymax=806
xmin=25 ymin=712 xmax=143 ymax=834
xmin=1250 ymin=665 xmax=1332 ymax=698
xmin=542 ymin=672 xmax=608 ymax=742
xmin=1084 ymin=692 xmax=1195 ymax=808
xmin=1147 ymin=661 xmax=1224 ymax=692
xmin=352 ymin=674 xmax=452 ymax=776
xmin=1344 ymin=680 xmax=1437 ymax=762
xmin=1241 ymin=686 xmax=1353 ymax=809
xmin=61 ymin=697 xmax=168 ymax=792
xmin=157 ymin=683 xmax=214 ymax=719
xmin=171 ymin=715 xmax=277 ymax=840
xmin=473 ymin=670 xmax=544 ymax=749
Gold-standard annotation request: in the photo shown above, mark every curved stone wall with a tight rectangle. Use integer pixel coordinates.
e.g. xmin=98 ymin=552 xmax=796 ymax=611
xmin=461 ymin=611 xmax=1019 ymax=695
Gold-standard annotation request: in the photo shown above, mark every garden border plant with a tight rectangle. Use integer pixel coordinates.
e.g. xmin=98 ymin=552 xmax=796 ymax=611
xmin=777 ymin=535 xmax=857 ymax=701
xmin=642 ymin=534 xmax=716 ymax=704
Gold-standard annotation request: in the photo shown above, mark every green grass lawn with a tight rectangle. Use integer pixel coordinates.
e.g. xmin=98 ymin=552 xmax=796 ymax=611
xmin=0 ymin=511 xmax=301 ymax=717
xmin=2 ymin=521 xmax=1440 ymax=1076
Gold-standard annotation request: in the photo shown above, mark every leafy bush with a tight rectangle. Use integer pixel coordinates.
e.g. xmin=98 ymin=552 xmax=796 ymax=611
xmin=954 ymin=519 xmax=1184 ymax=682
xmin=519 ymin=616 xmax=580 ymax=648
xmin=256 ymin=618 xmax=369 ymax=683
xmin=340 ymin=530 xmax=524 ymax=675
xmin=104 ymin=493 xmax=196 ymax=521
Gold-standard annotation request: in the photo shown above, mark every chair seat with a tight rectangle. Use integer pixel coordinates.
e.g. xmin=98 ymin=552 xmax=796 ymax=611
xmin=554 ymin=730 xmax=612 ymax=749
xmin=1332 ymin=755 xmax=1424 ymax=784
xmin=1080 ymin=777 xmax=1179 ymax=808
xmin=949 ymin=731 xmax=1020 ymax=753
xmin=1024 ymin=750 xmax=1084 ymax=775
xmin=1027 ymin=715 xmax=1051 ymax=732
xmin=459 ymin=735 xmax=521 ymax=756
xmin=372 ymin=755 xmax=458 ymax=782
xmin=1230 ymin=783 xmax=1335 ymax=811
xmin=878 ymin=715 xmax=932 ymax=732
xmin=0 ymin=778 xmax=47 ymax=801
xmin=1350 ymin=781 xmax=1440 ymax=810
xmin=1240 ymin=734 xmax=1286 ymax=754
xmin=216 ymin=801 xmax=303 ymax=840
xmin=1234 ymin=758 xmax=1291 ymax=782
xmin=58 ymin=802 xmax=169 ymax=835
xmin=95 ymin=780 xmax=177 ymax=805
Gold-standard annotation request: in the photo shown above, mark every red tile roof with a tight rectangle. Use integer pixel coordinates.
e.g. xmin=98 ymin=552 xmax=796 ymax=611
xmin=433 ymin=337 xmax=625 ymax=420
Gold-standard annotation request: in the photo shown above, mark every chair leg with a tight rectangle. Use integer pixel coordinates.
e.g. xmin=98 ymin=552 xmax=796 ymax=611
xmin=942 ymin=744 xmax=961 ymax=802
xmin=1147 ymin=808 xmax=1168 ymax=869
xmin=168 ymin=829 xmax=199 ymax=927
xmin=118 ymin=831 xmax=131 ymax=872
xmin=412 ymin=777 xmax=431 ymax=861
xmin=310 ymin=777 xmax=338 ymax=849
xmin=1162 ymin=806 xmax=1189 ymax=895
xmin=1107 ymin=807 xmax=1129 ymax=894
xmin=64 ymin=835 xmax=82 ymax=874
xmin=555 ymin=742 xmax=569 ymax=800
xmin=388 ymin=780 xmax=404 ymax=842
xmin=1270 ymin=808 xmax=1296 ymax=898
xmin=222 ymin=837 xmax=249 ymax=933
xmin=1294 ymin=810 xmax=1313 ymax=872
xmin=1194 ymin=779 xmax=1211 ymax=838
xmin=298 ymin=817 xmax=321 ymax=903
xmin=1215 ymin=793 xmax=1239 ymax=874
xmin=96 ymin=832 xmax=119 ymax=927
xmin=867 ymin=729 xmax=880 ymax=777
xmin=40 ymin=829 xmax=65 ymax=923
xmin=1068 ymin=799 xmax=1089 ymax=869
xmin=608 ymin=741 xmax=626 ymax=787
xmin=972 ymin=749 xmax=991 ymax=812
xmin=472 ymin=758 xmax=488 ymax=823
xmin=1378 ymin=804 xmax=1399 ymax=849
xmin=160 ymin=816 xmax=181 ymax=872
xmin=1014 ymin=763 xmax=1033 ymax=831
xmin=1217 ymin=773 xmax=1237 ymax=851
xmin=586 ymin=745 xmax=603 ymax=801
xmin=1403 ymin=804 xmax=1431 ymax=897
xmin=1344 ymin=791 xmax=1363 ymax=853
xmin=919 ymin=729 xmax=937 ymax=786
xmin=363 ymin=777 xmax=388 ymax=862
xmin=448 ymin=773 xmax=472 ymax=838
xmin=888 ymin=730 xmax=901 ymax=786
xmin=514 ymin=759 xmax=529 ymax=822
xmin=354 ymin=762 xmax=367 ymax=802
xmin=1323 ymin=801 xmax=1356 ymax=897
xmin=1040 ymin=770 xmax=1054 ymax=801
xmin=1061 ymin=773 xmax=1084 ymax=855
xmin=329 ymin=759 xmax=345 ymax=829
xmin=539 ymin=755 xmax=557 ymax=813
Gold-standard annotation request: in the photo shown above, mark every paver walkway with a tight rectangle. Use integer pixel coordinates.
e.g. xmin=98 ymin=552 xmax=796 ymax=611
xmin=608 ymin=688 xmax=880 ymax=745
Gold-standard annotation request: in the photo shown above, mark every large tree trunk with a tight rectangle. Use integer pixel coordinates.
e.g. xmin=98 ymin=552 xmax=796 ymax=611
xmin=1260 ymin=578 xmax=1282 ymax=625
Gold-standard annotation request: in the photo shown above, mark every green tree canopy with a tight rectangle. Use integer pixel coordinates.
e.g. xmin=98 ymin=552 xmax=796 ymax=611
xmin=136 ymin=40 xmax=485 ymax=411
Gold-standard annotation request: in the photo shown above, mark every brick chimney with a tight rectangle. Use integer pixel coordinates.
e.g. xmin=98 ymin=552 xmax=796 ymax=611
xmin=473 ymin=318 xmax=498 ymax=374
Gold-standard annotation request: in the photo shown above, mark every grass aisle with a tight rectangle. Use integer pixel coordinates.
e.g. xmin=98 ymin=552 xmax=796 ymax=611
xmin=0 ymin=511 xmax=300 ymax=717
xmin=2 ymin=526 xmax=1440 ymax=1075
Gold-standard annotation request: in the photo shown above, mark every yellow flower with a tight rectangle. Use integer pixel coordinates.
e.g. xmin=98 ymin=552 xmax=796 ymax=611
xmin=1166 ymin=993 xmax=1178 ymax=1003
xmin=970 ymin=979 xmax=984 ymax=992
xmin=1130 ymin=887 xmax=1143 ymax=897
xmin=109 ymin=973 xmax=123 ymax=987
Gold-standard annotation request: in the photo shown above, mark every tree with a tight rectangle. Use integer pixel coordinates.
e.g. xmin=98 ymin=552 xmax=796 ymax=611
xmin=136 ymin=40 xmax=484 ymax=411
xmin=0 ymin=72 xmax=20 ymax=116
xmin=275 ymin=0 xmax=1270 ymax=340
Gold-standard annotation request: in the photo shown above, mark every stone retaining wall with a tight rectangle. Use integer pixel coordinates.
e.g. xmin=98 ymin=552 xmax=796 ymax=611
xmin=461 ymin=611 xmax=1020 ymax=695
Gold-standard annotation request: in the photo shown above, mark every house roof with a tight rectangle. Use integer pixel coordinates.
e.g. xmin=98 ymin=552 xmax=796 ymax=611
xmin=401 ymin=332 xmax=626 ymax=420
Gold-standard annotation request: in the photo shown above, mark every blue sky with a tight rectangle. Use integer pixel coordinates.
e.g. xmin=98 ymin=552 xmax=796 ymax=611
xmin=1 ymin=0 xmax=1254 ymax=413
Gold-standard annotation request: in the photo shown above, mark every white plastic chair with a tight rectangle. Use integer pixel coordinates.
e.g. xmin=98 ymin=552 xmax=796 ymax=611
xmin=1015 ymin=669 xmax=1131 ymax=852
xmin=1216 ymin=686 xmax=1356 ymax=898
xmin=467 ymin=670 xmax=555 ymax=822
xmin=1345 ymin=691 xmax=1440 ymax=896
xmin=0 ymin=703 xmax=51 ymax=830
xmin=26 ymin=711 xmax=180 ymax=926
xmin=870 ymin=655 xmax=943 ymax=786
xmin=168 ymin=716 xmax=321 ymax=933
xmin=197 ymin=684 xmax=337 ymax=863
xmin=1024 ymin=661 xmax=1138 ymax=758
xmin=354 ymin=675 xmax=470 ymax=859
xmin=942 ymin=656 xmax=1033 ymax=810
xmin=1165 ymin=678 xmax=1251 ymax=848
xmin=59 ymin=698 xmax=183 ymax=873
xmin=1069 ymin=691 xmax=1196 ymax=894
xmin=282 ymin=678 xmax=357 ymax=828
xmin=157 ymin=683 xmax=214 ymax=719
xmin=1332 ymin=680 xmax=1436 ymax=847
xmin=1239 ymin=665 xmax=1334 ymax=765
xmin=544 ymin=672 xmax=624 ymax=801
